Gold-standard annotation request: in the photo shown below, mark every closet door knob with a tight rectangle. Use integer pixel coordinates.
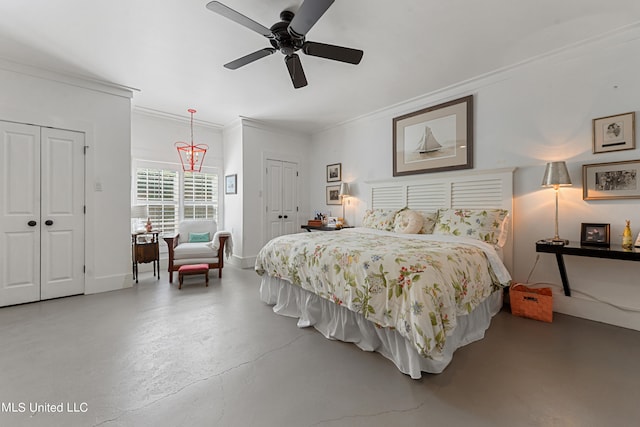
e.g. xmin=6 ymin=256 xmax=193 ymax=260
xmin=45 ymin=220 xmax=54 ymax=226
xmin=278 ymin=215 xmax=283 ymax=218
xmin=28 ymin=220 xmax=37 ymax=227
xmin=283 ymin=215 xmax=288 ymax=219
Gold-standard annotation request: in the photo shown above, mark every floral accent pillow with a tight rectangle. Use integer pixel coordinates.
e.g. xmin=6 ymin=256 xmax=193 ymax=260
xmin=393 ymin=209 xmax=424 ymax=234
xmin=434 ymin=208 xmax=509 ymax=246
xmin=362 ymin=209 xmax=399 ymax=231
xmin=417 ymin=211 xmax=438 ymax=234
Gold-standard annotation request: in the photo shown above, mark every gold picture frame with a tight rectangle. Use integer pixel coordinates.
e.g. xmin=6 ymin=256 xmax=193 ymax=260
xmin=393 ymin=95 xmax=473 ymax=176
xmin=592 ymin=112 xmax=635 ymax=154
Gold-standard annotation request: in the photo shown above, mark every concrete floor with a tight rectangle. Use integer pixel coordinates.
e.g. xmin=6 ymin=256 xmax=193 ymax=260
xmin=1 ymin=265 xmax=639 ymax=427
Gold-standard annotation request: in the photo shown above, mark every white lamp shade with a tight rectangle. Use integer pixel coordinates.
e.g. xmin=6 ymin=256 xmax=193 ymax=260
xmin=131 ymin=205 xmax=148 ymax=219
xmin=339 ymin=182 xmax=350 ymax=197
xmin=541 ymin=161 xmax=572 ymax=187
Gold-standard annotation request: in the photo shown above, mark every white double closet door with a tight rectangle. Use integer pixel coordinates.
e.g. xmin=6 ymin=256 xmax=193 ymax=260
xmin=265 ymin=159 xmax=297 ymax=242
xmin=0 ymin=120 xmax=85 ymax=307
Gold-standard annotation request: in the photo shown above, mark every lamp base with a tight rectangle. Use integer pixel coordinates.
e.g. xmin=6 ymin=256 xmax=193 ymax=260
xmin=542 ymin=237 xmax=569 ymax=245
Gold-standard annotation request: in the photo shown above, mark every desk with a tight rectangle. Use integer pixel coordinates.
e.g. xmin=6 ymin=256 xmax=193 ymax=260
xmin=535 ymin=242 xmax=640 ymax=296
xmin=132 ymin=231 xmax=160 ymax=283
xmin=301 ymin=225 xmax=354 ymax=232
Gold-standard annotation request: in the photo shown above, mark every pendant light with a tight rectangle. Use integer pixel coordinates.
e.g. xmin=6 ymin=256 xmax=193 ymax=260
xmin=175 ymin=108 xmax=208 ymax=172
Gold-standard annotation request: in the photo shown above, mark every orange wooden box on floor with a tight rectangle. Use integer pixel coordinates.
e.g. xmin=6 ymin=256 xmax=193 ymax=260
xmin=178 ymin=264 xmax=209 ymax=289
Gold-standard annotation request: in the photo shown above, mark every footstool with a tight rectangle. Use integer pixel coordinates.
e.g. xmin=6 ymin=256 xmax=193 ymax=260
xmin=178 ymin=264 xmax=209 ymax=289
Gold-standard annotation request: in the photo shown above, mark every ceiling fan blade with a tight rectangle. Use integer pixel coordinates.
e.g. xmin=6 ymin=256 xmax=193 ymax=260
xmin=206 ymin=1 xmax=272 ymax=38
xmin=302 ymin=42 xmax=363 ymax=64
xmin=288 ymin=0 xmax=335 ymax=38
xmin=224 ymin=48 xmax=277 ymax=70
xmin=285 ymin=54 xmax=308 ymax=89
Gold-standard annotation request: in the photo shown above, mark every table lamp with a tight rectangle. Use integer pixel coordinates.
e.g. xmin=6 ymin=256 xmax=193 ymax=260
xmin=339 ymin=182 xmax=350 ymax=225
xmin=131 ymin=205 xmax=148 ymax=233
xmin=541 ymin=161 xmax=572 ymax=245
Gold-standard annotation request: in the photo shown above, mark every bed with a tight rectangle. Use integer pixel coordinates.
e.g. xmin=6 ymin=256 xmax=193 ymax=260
xmin=256 ymin=168 xmax=514 ymax=378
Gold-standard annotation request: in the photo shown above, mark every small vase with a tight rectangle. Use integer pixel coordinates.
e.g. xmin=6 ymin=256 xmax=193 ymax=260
xmin=622 ymin=220 xmax=633 ymax=250
xmin=145 ymin=218 xmax=153 ymax=232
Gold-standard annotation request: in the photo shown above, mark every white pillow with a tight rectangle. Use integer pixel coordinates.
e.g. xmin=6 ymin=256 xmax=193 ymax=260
xmin=393 ymin=209 xmax=424 ymax=234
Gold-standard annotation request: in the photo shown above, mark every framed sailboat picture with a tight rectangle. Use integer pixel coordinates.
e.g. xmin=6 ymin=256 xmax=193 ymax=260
xmin=393 ymin=95 xmax=473 ymax=176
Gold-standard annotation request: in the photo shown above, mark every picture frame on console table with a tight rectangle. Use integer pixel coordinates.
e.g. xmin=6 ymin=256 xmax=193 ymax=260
xmin=582 ymin=160 xmax=640 ymax=200
xmin=392 ymin=95 xmax=473 ymax=176
xmin=592 ymin=112 xmax=635 ymax=154
xmin=580 ymin=223 xmax=610 ymax=247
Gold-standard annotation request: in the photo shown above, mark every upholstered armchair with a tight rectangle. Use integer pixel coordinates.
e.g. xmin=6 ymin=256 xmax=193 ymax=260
xmin=163 ymin=220 xmax=231 ymax=283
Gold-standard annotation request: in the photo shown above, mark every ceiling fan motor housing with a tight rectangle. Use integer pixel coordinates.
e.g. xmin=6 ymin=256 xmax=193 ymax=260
xmin=270 ymin=11 xmax=303 ymax=56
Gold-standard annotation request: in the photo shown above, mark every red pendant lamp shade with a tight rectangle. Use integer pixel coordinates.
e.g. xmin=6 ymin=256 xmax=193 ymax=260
xmin=175 ymin=108 xmax=208 ymax=172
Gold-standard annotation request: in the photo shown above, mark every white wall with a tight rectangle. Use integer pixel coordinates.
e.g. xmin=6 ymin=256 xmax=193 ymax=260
xmin=309 ymin=27 xmax=640 ymax=330
xmin=222 ymin=121 xmax=243 ymax=264
xmin=0 ymin=61 xmax=133 ymax=294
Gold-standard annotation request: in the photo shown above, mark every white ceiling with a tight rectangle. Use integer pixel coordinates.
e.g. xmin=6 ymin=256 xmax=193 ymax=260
xmin=1 ymin=0 xmax=640 ymax=132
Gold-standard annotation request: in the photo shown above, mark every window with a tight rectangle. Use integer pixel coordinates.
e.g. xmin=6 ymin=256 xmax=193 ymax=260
xmin=134 ymin=165 xmax=220 ymax=234
xmin=184 ymin=171 xmax=218 ymax=221
xmin=135 ymin=168 xmax=179 ymax=233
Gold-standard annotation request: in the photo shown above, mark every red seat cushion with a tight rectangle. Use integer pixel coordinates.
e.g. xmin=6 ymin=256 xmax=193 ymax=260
xmin=178 ymin=264 xmax=209 ymax=273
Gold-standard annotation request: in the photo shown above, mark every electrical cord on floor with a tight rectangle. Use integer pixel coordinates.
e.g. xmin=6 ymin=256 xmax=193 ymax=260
xmin=522 ymin=254 xmax=640 ymax=313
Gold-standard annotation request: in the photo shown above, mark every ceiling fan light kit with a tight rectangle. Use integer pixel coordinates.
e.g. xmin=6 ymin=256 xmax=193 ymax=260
xmin=206 ymin=0 xmax=363 ymax=88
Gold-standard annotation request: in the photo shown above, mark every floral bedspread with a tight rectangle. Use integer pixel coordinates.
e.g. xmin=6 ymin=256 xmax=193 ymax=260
xmin=255 ymin=228 xmax=511 ymax=360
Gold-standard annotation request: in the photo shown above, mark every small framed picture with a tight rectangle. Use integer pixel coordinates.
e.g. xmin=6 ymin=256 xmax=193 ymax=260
xmin=225 ymin=174 xmax=237 ymax=194
xmin=327 ymin=163 xmax=341 ymax=182
xmin=326 ymin=217 xmax=338 ymax=228
xmin=580 ymin=223 xmax=610 ymax=247
xmin=326 ymin=185 xmax=341 ymax=205
xmin=592 ymin=112 xmax=635 ymax=154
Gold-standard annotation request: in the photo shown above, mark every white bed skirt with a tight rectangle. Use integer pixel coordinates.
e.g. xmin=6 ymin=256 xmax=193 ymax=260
xmin=259 ymin=275 xmax=503 ymax=379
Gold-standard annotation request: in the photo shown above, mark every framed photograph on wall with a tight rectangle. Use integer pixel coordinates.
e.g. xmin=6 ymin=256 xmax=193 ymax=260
xmin=592 ymin=112 xmax=635 ymax=154
xmin=580 ymin=223 xmax=610 ymax=247
xmin=327 ymin=163 xmax=341 ymax=182
xmin=583 ymin=160 xmax=640 ymax=200
xmin=393 ymin=95 xmax=473 ymax=176
xmin=225 ymin=174 xmax=237 ymax=194
xmin=326 ymin=185 xmax=341 ymax=205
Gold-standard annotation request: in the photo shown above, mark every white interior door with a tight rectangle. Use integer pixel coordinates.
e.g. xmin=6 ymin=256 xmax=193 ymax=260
xmin=40 ymin=127 xmax=85 ymax=300
xmin=265 ymin=159 xmax=298 ymax=242
xmin=0 ymin=121 xmax=41 ymax=306
xmin=281 ymin=161 xmax=296 ymax=235
xmin=0 ymin=121 xmax=85 ymax=307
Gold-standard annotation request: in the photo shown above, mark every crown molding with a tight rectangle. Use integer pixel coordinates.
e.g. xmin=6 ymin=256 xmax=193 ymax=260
xmin=132 ymin=106 xmax=224 ymax=130
xmin=0 ymin=56 xmax=137 ymax=99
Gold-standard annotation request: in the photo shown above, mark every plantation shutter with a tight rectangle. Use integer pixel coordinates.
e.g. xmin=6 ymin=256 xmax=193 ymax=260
xmin=135 ymin=168 xmax=179 ymax=233
xmin=183 ymin=171 xmax=218 ymax=221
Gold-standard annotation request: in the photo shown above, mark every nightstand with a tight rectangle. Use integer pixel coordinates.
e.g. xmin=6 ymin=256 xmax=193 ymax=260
xmin=535 ymin=241 xmax=640 ymax=296
xmin=301 ymin=225 xmax=354 ymax=232
xmin=132 ymin=231 xmax=160 ymax=283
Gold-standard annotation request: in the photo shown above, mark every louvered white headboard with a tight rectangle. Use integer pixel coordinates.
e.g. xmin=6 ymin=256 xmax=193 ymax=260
xmin=366 ymin=168 xmax=515 ymax=272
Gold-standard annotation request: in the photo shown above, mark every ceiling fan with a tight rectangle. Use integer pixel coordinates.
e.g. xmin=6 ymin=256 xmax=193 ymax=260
xmin=206 ymin=0 xmax=364 ymax=89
